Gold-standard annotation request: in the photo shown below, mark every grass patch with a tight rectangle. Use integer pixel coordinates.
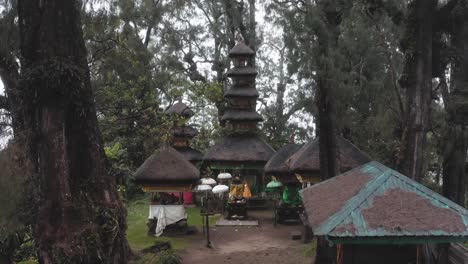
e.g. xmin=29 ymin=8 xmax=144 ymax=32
xmin=126 ymin=196 xmax=218 ymax=252
xmin=304 ymin=239 xmax=317 ymax=258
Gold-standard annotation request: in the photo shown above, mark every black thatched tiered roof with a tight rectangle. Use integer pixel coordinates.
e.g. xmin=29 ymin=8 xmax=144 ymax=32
xmin=164 ymin=101 xmax=203 ymax=164
xmin=165 ymin=101 xmax=194 ymax=117
xmin=204 ymin=135 xmax=275 ymax=164
xmin=220 ymin=109 xmax=263 ymax=121
xmin=134 ymin=147 xmax=200 ymax=185
xmin=224 ymin=86 xmax=259 ymax=98
xmin=264 ymin=143 xmax=302 ymax=176
xmin=203 ymin=42 xmax=274 ymax=166
xmin=288 ymin=136 xmax=371 ymax=175
xmin=173 ymin=146 xmax=204 ymax=163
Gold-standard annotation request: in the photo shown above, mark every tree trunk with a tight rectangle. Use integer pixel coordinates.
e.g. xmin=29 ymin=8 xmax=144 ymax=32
xmin=316 ymin=0 xmax=341 ymax=181
xmin=442 ymin=125 xmax=467 ymax=205
xmin=17 ymin=0 xmax=130 ymax=263
xmin=441 ymin=0 xmax=468 ymax=206
xmin=398 ymin=0 xmax=436 ymax=181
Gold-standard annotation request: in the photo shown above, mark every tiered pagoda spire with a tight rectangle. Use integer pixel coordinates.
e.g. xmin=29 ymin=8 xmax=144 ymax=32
xmin=165 ymin=101 xmax=203 ymax=165
xmin=221 ymin=43 xmax=262 ymax=133
xmin=204 ymin=43 xmax=275 ymax=169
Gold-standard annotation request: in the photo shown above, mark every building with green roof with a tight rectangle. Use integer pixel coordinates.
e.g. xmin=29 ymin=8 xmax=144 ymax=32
xmin=301 ymin=161 xmax=468 ymax=264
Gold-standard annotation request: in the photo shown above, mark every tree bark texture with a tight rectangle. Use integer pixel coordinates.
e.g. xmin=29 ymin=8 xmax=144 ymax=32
xmin=442 ymin=0 xmax=468 ymax=206
xmin=398 ymin=0 xmax=436 ymax=181
xmin=442 ymin=125 xmax=467 ymax=205
xmin=17 ymin=0 xmax=130 ymax=263
xmin=316 ymin=0 xmax=341 ymax=181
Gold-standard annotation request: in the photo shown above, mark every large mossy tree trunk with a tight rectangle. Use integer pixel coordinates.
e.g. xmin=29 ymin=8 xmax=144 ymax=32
xmin=316 ymin=0 xmax=341 ymax=182
xmin=441 ymin=0 xmax=468 ymax=206
xmin=398 ymin=0 xmax=437 ymax=181
xmin=314 ymin=2 xmax=343 ymax=264
xmin=16 ymin=0 xmax=130 ymax=263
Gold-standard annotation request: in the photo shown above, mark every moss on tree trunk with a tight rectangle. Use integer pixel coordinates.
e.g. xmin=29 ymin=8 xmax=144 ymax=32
xmin=16 ymin=0 xmax=130 ymax=263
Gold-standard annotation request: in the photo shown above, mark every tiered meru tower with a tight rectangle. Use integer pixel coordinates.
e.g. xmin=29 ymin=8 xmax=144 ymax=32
xmin=204 ymin=42 xmax=275 ymax=195
xmin=165 ymin=101 xmax=203 ymax=166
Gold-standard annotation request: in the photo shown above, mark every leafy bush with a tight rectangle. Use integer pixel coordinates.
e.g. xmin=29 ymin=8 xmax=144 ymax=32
xmin=157 ymin=250 xmax=181 ymax=264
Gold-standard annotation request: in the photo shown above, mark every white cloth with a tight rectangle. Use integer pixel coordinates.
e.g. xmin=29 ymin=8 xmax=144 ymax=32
xmin=148 ymin=205 xmax=187 ymax=237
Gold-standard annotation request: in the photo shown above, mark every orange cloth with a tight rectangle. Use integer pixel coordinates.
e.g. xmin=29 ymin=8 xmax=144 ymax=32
xmin=243 ymin=182 xmax=252 ymax=198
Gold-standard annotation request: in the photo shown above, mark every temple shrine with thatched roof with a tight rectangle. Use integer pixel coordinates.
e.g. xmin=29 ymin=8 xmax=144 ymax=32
xmin=204 ymin=42 xmax=275 ymax=196
xmin=264 ymin=142 xmax=302 ymax=183
xmin=134 ymin=146 xmax=200 ymax=192
xmin=165 ymin=101 xmax=204 ymax=166
xmin=301 ymin=161 xmax=468 ymax=264
xmin=288 ymin=136 xmax=371 ymax=185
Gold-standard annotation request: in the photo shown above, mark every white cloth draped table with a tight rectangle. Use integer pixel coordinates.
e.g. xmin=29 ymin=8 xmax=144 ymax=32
xmin=148 ymin=205 xmax=187 ymax=237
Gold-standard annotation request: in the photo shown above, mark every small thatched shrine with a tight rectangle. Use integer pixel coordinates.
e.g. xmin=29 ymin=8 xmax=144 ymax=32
xmin=288 ymin=136 xmax=370 ymax=184
xmin=134 ymin=146 xmax=200 ymax=192
xmin=302 ymin=161 xmax=468 ymax=264
xmin=204 ymin=43 xmax=275 ymax=195
xmin=165 ymin=101 xmax=203 ymax=165
xmin=264 ymin=143 xmax=302 ymax=183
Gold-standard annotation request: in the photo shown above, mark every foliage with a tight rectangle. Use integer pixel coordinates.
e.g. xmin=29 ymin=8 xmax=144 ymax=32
xmin=156 ymin=250 xmax=182 ymax=264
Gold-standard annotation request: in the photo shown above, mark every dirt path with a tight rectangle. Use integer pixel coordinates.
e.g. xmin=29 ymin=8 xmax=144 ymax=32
xmin=180 ymin=210 xmax=313 ymax=264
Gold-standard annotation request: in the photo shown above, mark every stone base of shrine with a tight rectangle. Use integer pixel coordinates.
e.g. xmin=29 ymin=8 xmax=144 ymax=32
xmin=215 ymin=219 xmax=259 ymax=226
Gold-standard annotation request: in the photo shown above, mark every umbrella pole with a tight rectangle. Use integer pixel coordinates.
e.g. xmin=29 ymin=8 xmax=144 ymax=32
xmin=201 ymin=195 xmax=205 ymax=235
xmin=206 ymin=214 xmax=211 ymax=248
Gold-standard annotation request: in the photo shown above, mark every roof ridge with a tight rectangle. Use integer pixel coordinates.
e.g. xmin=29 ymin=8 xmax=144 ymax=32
xmin=316 ymin=163 xmax=391 ymax=235
xmin=389 ymin=169 xmax=468 ymax=218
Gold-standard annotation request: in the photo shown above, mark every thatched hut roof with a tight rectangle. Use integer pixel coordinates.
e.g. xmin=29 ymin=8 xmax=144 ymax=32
xmin=288 ymin=136 xmax=371 ymax=174
xmin=134 ymin=147 xmax=200 ymax=185
xmin=228 ymin=42 xmax=255 ymax=57
xmin=264 ymin=143 xmax=302 ymax=176
xmin=174 ymin=146 xmax=204 ymax=163
xmin=220 ymin=109 xmax=263 ymax=121
xmin=204 ymin=135 xmax=275 ymax=163
xmin=165 ymin=102 xmax=194 ymax=118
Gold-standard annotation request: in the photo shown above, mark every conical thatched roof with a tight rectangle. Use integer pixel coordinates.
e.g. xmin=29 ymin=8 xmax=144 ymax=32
xmin=165 ymin=102 xmax=194 ymax=117
xmin=134 ymin=147 xmax=200 ymax=185
xmin=174 ymin=146 xmax=204 ymax=163
xmin=288 ymin=136 xmax=371 ymax=174
xmin=264 ymin=143 xmax=302 ymax=176
xmin=203 ymin=135 xmax=275 ymax=163
xmin=228 ymin=42 xmax=255 ymax=57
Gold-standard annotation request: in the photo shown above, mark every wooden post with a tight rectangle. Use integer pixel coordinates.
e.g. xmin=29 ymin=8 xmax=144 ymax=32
xmin=206 ymin=215 xmax=211 ymax=248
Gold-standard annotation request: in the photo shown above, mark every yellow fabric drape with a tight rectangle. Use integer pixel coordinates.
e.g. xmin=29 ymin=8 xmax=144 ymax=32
xmin=229 ymin=184 xmax=244 ymax=199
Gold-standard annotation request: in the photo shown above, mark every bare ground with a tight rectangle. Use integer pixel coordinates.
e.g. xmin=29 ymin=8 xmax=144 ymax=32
xmin=179 ymin=210 xmax=314 ymax=264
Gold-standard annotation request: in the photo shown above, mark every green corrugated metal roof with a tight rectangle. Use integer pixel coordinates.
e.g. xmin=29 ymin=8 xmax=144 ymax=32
xmin=301 ymin=161 xmax=468 ymax=244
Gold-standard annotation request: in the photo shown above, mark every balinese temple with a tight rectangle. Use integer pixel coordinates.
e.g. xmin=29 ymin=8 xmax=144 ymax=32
xmin=204 ymin=43 xmax=275 ymax=195
xmin=302 ymin=161 xmax=468 ymax=264
xmin=165 ymin=101 xmax=203 ymax=166
xmin=288 ymin=136 xmax=371 ymax=185
xmin=264 ymin=142 xmax=302 ymax=183
xmin=134 ymin=146 xmax=200 ymax=192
